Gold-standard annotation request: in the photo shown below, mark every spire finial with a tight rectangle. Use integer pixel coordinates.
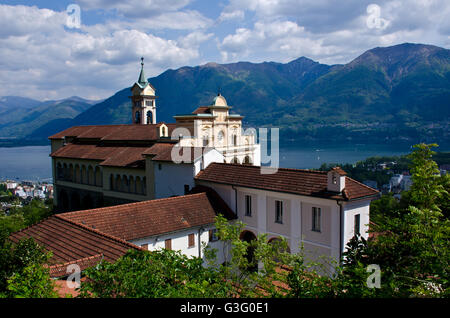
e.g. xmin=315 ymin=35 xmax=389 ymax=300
xmin=138 ymin=57 xmax=147 ymax=85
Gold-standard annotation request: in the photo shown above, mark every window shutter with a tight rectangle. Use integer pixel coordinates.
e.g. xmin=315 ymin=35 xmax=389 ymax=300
xmin=188 ymin=233 xmax=195 ymax=247
xmin=165 ymin=239 xmax=172 ymax=250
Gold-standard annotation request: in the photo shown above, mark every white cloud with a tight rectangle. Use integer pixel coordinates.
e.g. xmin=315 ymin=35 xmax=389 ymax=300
xmin=76 ymin=0 xmax=191 ymax=17
xmin=218 ymin=10 xmax=245 ymax=22
xmin=0 ymin=4 xmax=204 ymax=100
xmin=75 ymin=0 xmax=211 ymax=30
xmin=218 ymin=0 xmax=450 ymax=64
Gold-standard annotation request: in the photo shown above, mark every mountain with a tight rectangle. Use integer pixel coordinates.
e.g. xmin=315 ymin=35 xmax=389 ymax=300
xmin=277 ymin=43 xmax=450 ymax=142
xmin=5 ymin=42 xmax=450 ymax=145
xmin=0 ymin=96 xmax=42 ymax=112
xmin=0 ymin=96 xmax=99 ymax=143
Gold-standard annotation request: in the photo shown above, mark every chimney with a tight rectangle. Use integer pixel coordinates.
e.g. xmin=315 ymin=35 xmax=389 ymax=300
xmin=327 ymin=167 xmax=346 ymax=193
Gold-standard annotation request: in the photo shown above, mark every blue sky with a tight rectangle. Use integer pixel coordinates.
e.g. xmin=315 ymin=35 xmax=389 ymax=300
xmin=0 ymin=0 xmax=449 ymax=100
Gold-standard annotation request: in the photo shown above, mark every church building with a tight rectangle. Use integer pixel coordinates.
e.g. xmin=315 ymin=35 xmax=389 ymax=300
xmin=49 ymin=59 xmax=259 ymax=212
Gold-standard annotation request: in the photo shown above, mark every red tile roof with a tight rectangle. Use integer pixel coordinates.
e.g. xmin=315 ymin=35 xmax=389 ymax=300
xmin=50 ymin=144 xmax=150 ymax=168
xmin=58 ymin=192 xmax=236 ymax=241
xmin=49 ymin=124 xmax=177 ymax=141
xmin=143 ymin=143 xmax=214 ymax=162
xmin=195 ymin=163 xmax=379 ymax=201
xmin=9 ymin=216 xmax=139 ymax=277
xmin=50 ymin=143 xmax=211 ymax=167
xmin=192 ymin=106 xmax=211 ymax=114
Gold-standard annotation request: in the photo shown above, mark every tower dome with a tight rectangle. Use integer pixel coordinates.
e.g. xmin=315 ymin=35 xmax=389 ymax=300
xmin=212 ymin=93 xmax=227 ymax=107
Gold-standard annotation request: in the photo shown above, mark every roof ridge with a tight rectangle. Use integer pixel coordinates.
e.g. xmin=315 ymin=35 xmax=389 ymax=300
xmin=47 ymin=253 xmax=103 ymax=269
xmin=55 ymin=214 xmax=142 ymax=251
xmin=207 ymin=162 xmax=328 ymax=174
xmin=345 ymin=175 xmax=380 ymax=193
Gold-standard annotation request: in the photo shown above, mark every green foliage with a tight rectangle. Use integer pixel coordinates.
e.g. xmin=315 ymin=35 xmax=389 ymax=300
xmin=408 ymin=143 xmax=447 ymax=211
xmin=353 ymin=143 xmax=450 ymax=297
xmin=0 ymin=236 xmax=55 ymax=298
xmin=79 ymin=248 xmax=230 ymax=298
xmin=0 ymin=199 xmax=53 ymax=238
xmin=6 ymin=263 xmax=57 ymax=298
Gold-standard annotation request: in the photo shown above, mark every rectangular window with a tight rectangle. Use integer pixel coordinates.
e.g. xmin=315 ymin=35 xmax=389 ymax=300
xmin=354 ymin=214 xmax=360 ymax=236
xmin=245 ymin=195 xmax=252 ymax=217
xmin=209 ymin=229 xmax=218 ymax=242
xmin=165 ymin=239 xmax=172 ymax=250
xmin=275 ymin=200 xmax=283 ymax=224
xmin=188 ymin=233 xmax=195 ymax=248
xmin=145 ymin=100 xmax=153 ymax=106
xmin=312 ymin=207 xmax=321 ymax=232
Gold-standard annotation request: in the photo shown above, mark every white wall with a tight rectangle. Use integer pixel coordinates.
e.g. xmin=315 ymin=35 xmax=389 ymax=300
xmin=343 ymin=199 xmax=371 ymax=247
xmin=130 ymin=225 xmax=226 ymax=264
xmin=154 ymin=148 xmax=224 ymax=198
xmin=154 ymin=162 xmax=195 ymax=198
xmin=195 ymin=180 xmax=371 ymax=269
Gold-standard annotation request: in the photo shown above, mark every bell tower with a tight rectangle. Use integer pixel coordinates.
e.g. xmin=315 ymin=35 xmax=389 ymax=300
xmin=130 ymin=57 xmax=156 ymax=125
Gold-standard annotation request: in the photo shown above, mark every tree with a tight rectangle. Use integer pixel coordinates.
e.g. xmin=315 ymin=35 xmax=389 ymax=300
xmin=0 ymin=235 xmax=56 ymax=298
xmin=351 ymin=143 xmax=449 ymax=297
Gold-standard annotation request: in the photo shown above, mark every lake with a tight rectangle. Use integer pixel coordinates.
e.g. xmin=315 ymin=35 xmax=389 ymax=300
xmin=0 ymin=142 xmax=431 ymax=182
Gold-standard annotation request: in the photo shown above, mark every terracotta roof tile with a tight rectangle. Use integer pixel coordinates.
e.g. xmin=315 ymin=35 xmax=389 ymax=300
xmin=49 ymin=124 xmax=177 ymax=141
xmin=9 ymin=216 xmax=139 ymax=277
xmin=192 ymin=106 xmax=211 ymax=114
xmin=195 ymin=163 xmax=380 ymax=201
xmin=50 ymin=144 xmax=150 ymax=168
xmin=58 ymin=192 xmax=235 ymax=241
xmin=143 ymin=144 xmax=214 ymax=162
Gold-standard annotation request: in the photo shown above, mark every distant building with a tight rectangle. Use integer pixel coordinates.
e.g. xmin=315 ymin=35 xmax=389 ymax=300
xmin=390 ymin=174 xmax=403 ymax=189
xmin=400 ymin=175 xmax=412 ymax=191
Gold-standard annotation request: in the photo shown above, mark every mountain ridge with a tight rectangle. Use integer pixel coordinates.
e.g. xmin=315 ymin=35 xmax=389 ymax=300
xmin=1 ymin=42 xmax=449 ymax=146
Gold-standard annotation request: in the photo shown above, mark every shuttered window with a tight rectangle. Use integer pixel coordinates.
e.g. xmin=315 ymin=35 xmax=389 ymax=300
xmin=312 ymin=207 xmax=321 ymax=232
xmin=188 ymin=233 xmax=195 ymax=248
xmin=165 ymin=239 xmax=172 ymax=250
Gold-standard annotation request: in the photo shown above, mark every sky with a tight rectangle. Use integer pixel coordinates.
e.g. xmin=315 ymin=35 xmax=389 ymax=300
xmin=0 ymin=0 xmax=449 ymax=101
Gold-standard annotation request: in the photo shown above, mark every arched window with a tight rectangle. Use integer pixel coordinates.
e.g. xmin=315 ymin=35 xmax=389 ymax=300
xmin=146 ymin=111 xmax=153 ymax=124
xmin=233 ymin=134 xmax=237 ymax=146
xmin=135 ymin=111 xmax=141 ymax=124
xmin=56 ymin=163 xmax=63 ymax=180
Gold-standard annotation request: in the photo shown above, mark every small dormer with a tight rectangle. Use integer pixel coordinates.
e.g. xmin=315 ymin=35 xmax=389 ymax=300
xmin=159 ymin=123 xmax=168 ymax=138
xmin=327 ymin=166 xmax=347 ymax=193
